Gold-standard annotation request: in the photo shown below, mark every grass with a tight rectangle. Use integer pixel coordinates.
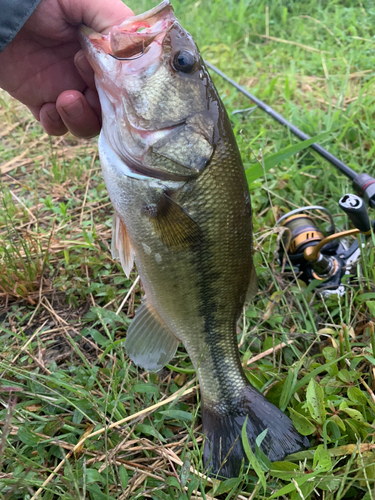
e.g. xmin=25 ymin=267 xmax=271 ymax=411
xmin=1 ymin=0 xmax=375 ymax=498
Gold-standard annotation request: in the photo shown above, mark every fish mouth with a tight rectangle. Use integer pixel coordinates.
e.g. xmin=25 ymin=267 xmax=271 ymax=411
xmin=79 ymin=0 xmax=175 ymax=64
xmin=79 ymin=1 xmax=191 ymax=182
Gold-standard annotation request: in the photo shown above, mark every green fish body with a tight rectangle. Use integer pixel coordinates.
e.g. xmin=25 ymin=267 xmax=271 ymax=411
xmin=80 ymin=0 xmax=309 ymax=477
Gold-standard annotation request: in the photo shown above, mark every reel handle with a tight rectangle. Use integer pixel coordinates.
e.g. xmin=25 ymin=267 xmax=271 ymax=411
xmin=339 ymin=194 xmax=371 ymax=233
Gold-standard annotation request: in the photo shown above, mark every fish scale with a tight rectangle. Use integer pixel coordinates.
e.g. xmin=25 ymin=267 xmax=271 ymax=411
xmin=80 ymin=0 xmax=309 ymax=478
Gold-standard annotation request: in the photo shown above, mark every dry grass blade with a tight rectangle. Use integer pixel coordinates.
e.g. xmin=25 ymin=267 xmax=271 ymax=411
xmin=5 ymin=320 xmax=48 ymax=369
xmin=30 ymin=383 xmax=196 ymax=500
xmin=246 ymin=340 xmax=294 ymax=366
xmin=254 ymin=34 xmax=329 ymax=53
xmin=299 ymin=15 xmax=343 ymax=46
xmin=116 ymin=275 xmax=140 ymax=315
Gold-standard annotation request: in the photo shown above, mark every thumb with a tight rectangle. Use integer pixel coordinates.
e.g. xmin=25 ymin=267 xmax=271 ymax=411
xmin=81 ymin=0 xmax=134 ymax=32
xmin=60 ymin=0 xmax=134 ymax=33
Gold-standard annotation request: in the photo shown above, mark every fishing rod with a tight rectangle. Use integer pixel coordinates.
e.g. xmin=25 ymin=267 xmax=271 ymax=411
xmin=205 ymin=61 xmax=375 ymax=209
xmin=206 ymin=61 xmax=375 ymax=295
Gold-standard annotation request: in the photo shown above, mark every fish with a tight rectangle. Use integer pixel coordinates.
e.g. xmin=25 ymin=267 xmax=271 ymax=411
xmin=79 ymin=0 xmax=309 ymax=478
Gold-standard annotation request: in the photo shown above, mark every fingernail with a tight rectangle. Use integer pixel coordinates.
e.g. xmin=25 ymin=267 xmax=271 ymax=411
xmin=46 ymin=107 xmax=61 ymax=123
xmin=62 ymin=97 xmax=84 ymax=117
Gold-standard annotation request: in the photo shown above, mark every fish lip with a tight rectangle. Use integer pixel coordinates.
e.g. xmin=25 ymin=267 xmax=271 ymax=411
xmin=116 ymin=0 xmax=173 ymax=28
xmin=79 ymin=0 xmax=175 ymax=59
xmin=78 ymin=25 xmax=110 ymax=57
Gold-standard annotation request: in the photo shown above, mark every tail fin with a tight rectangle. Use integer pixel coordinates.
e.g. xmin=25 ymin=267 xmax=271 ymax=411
xmin=202 ymin=385 xmax=309 ymax=478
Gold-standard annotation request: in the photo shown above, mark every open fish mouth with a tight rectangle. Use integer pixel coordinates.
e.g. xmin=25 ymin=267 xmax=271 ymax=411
xmin=79 ymin=1 xmax=176 ymax=69
xmin=79 ymin=1 xmax=187 ymax=180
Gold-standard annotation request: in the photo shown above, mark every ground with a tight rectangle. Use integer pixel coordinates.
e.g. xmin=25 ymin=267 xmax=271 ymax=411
xmin=1 ymin=0 xmax=375 ymax=499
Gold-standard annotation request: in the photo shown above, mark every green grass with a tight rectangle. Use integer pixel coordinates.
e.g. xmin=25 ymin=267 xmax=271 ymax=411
xmin=1 ymin=0 xmax=375 ymax=498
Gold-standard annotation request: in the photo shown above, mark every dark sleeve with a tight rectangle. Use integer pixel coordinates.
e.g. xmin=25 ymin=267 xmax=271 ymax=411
xmin=0 ymin=0 xmax=42 ymax=53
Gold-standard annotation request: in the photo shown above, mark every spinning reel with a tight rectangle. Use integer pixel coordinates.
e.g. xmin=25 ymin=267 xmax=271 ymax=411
xmin=277 ymin=195 xmax=373 ymax=295
xmin=205 ymin=61 xmax=375 ymax=295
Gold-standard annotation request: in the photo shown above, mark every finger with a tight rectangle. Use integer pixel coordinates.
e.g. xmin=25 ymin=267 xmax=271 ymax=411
xmin=29 ymin=106 xmax=42 ymax=122
xmin=82 ymin=0 xmax=134 ymax=33
xmin=39 ymin=102 xmax=68 ymax=136
xmin=83 ymin=87 xmax=102 ymax=124
xmin=56 ymin=90 xmax=101 ymax=138
xmin=74 ymin=50 xmax=96 ymax=90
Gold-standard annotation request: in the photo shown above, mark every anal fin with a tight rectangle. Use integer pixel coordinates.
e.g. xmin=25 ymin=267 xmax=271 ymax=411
xmin=111 ymin=213 xmax=134 ymax=278
xmin=125 ymin=299 xmax=180 ymax=372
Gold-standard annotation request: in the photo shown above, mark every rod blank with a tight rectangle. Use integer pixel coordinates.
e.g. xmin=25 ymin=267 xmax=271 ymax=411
xmin=205 ymin=60 xmax=358 ymax=182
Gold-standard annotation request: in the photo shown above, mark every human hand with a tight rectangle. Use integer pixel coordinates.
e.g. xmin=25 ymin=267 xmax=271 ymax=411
xmin=0 ymin=0 xmax=133 ymax=138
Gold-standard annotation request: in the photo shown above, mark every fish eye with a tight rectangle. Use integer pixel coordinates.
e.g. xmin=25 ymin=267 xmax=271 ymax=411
xmin=172 ymin=50 xmax=196 ymax=73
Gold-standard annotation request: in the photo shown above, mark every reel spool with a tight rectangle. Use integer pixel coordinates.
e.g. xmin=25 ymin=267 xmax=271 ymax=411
xmin=281 ymin=214 xmax=325 ymax=255
xmin=279 ymin=213 xmax=339 ymax=283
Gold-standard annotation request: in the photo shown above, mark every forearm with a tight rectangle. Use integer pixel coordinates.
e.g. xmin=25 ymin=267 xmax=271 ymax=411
xmin=0 ymin=0 xmax=42 ymax=52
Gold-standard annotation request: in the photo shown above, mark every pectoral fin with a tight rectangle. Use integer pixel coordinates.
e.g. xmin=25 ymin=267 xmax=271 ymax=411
xmin=125 ymin=299 xmax=180 ymax=372
xmin=111 ymin=213 xmax=134 ymax=278
xmin=142 ymin=193 xmax=202 ymax=250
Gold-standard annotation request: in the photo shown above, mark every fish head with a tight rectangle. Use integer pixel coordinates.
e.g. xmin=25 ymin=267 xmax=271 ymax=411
xmin=79 ymin=1 xmax=177 ymax=123
xmin=80 ymin=1 xmax=220 ymax=177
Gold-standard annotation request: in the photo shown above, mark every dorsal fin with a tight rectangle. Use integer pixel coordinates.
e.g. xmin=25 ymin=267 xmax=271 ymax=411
xmin=111 ymin=213 xmax=135 ymax=278
xmin=125 ymin=298 xmax=180 ymax=372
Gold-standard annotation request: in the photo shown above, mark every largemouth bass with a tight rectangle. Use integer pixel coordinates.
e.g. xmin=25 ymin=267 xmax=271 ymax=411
xmin=80 ymin=0 xmax=309 ymax=478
